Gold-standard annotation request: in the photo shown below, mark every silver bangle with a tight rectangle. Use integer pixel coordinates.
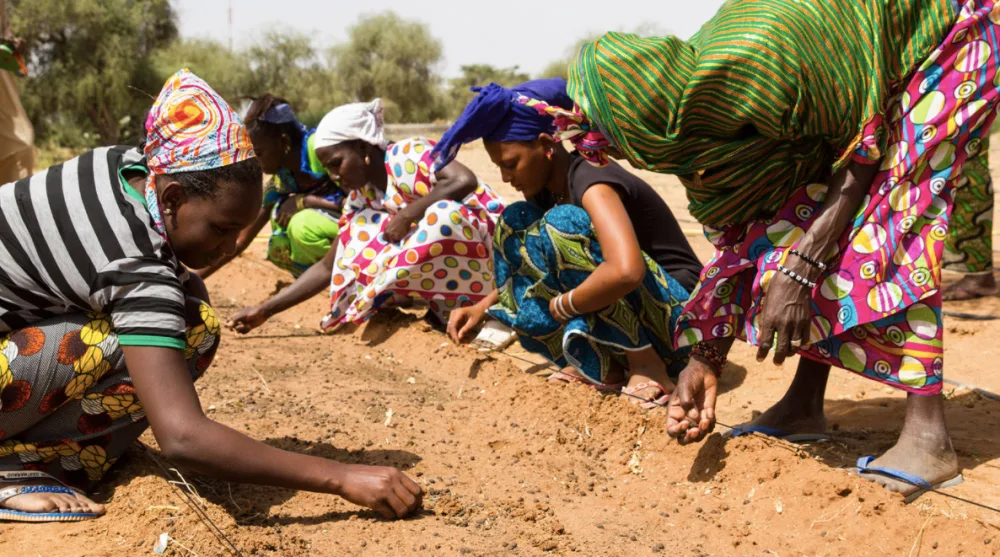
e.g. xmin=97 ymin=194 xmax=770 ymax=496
xmin=566 ymin=289 xmax=580 ymax=316
xmin=553 ymin=294 xmax=570 ymax=321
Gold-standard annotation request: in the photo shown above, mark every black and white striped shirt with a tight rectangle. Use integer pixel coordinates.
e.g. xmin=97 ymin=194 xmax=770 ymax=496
xmin=0 ymin=146 xmax=187 ymax=349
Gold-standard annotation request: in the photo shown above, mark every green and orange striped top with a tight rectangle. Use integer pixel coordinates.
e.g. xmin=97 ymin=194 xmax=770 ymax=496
xmin=568 ymin=0 xmax=957 ymax=227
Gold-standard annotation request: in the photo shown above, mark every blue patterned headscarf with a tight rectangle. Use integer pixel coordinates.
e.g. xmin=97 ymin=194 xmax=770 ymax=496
xmin=259 ymin=102 xmax=311 ymax=140
xmin=432 ymin=78 xmax=573 ymax=168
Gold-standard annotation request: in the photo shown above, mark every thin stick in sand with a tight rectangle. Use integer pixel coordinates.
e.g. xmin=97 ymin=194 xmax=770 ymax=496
xmin=907 ymin=512 xmax=935 ymax=557
xmin=252 ymin=368 xmax=271 ymax=393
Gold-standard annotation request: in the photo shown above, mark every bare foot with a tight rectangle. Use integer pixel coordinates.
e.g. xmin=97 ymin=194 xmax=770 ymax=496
xmin=549 ymin=363 xmax=627 ymax=391
xmin=941 ymin=273 xmax=998 ymax=301
xmin=622 ymin=347 xmax=675 ymax=405
xmin=548 ymin=366 xmax=586 ymax=384
xmin=732 ymin=358 xmax=830 ymax=437
xmin=738 ymin=395 xmax=828 ymax=436
xmin=860 ymin=393 xmax=959 ymax=499
xmin=860 ymin=431 xmax=959 ymax=498
xmin=0 ymin=479 xmax=105 ymax=516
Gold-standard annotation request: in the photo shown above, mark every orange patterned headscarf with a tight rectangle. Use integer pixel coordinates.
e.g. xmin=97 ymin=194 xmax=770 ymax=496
xmin=143 ymin=69 xmax=255 ymax=176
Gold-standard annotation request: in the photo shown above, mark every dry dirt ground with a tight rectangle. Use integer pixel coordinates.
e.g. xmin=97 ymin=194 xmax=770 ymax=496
xmin=4 ymin=143 xmax=1000 ymax=556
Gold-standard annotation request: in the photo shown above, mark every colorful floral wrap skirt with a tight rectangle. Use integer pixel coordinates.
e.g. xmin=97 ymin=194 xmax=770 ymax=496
xmin=0 ymin=297 xmax=219 ymax=490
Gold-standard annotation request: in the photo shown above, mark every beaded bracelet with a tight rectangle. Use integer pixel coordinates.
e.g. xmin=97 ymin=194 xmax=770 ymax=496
xmin=296 ymin=195 xmax=306 ymax=211
xmin=690 ymin=342 xmax=726 ymax=376
xmin=788 ymin=249 xmax=828 ymax=271
xmin=776 ymin=263 xmax=817 ymax=289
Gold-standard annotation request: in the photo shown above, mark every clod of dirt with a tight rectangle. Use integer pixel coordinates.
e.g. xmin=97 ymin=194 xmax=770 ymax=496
xmin=652 ymin=543 xmax=666 ymax=552
xmin=432 ymin=496 xmax=465 ymax=517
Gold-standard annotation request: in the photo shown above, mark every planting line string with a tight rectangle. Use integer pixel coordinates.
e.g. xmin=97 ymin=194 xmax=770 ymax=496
xmin=143 ymin=444 xmax=245 ymax=557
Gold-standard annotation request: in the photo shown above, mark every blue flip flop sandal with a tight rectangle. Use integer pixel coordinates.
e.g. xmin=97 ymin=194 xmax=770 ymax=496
xmin=0 ymin=485 xmax=100 ymax=522
xmin=726 ymin=424 xmax=831 ymax=443
xmin=856 ymin=455 xmax=964 ymax=504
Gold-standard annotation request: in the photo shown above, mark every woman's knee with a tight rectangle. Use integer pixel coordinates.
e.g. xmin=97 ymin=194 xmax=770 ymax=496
xmin=287 ymin=210 xmax=321 ymax=241
xmin=543 ymin=204 xmax=592 ymax=235
xmin=498 ymin=201 xmax=544 ymax=231
xmin=287 ymin=210 xmax=339 ymax=251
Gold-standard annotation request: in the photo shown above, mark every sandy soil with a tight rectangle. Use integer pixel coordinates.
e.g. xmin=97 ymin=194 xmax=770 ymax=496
xmin=3 ymin=143 xmax=1000 ymax=556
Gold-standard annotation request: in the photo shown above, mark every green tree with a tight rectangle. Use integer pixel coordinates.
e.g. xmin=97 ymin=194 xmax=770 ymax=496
xmin=245 ymin=31 xmax=345 ymax=127
xmin=539 ymin=59 xmax=571 ymax=81
xmin=538 ymin=36 xmax=594 ymax=81
xmin=10 ymin=0 xmax=178 ymax=145
xmin=446 ymin=64 xmax=530 ymax=118
xmin=329 ymin=11 xmax=444 ymax=123
xmin=157 ymin=33 xmax=345 ymax=129
xmin=151 ymin=38 xmax=253 ymax=101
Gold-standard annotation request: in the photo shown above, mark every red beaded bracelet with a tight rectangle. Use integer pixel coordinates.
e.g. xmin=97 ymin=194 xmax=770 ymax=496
xmin=690 ymin=342 xmax=726 ymax=376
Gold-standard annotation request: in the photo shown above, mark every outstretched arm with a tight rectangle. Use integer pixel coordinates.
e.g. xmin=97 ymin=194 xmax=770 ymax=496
xmin=125 ymin=344 xmax=421 ymax=518
xmin=228 ymin=245 xmax=336 ymax=333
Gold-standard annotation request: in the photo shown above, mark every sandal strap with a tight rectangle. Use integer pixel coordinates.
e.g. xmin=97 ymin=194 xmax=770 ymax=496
xmin=622 ymin=381 xmax=665 ymax=395
xmin=730 ymin=424 xmax=790 ymax=438
xmin=549 ymin=370 xmax=587 ymax=384
xmin=0 ymin=485 xmax=78 ymax=506
xmin=856 ymin=456 xmax=932 ymax=488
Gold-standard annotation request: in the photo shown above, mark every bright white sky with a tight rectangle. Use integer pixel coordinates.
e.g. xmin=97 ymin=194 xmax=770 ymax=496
xmin=174 ymin=0 xmax=727 ymax=77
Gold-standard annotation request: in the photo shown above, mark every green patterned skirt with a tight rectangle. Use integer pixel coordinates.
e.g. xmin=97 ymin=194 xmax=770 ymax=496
xmin=944 ymin=138 xmax=993 ymax=275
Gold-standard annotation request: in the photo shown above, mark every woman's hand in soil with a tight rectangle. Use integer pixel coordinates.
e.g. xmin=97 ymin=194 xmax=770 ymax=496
xmin=756 ymin=264 xmax=813 ymax=366
xmin=274 ymin=196 xmax=300 ymax=228
xmin=383 ymin=206 xmax=420 ymax=244
xmin=448 ymin=305 xmax=486 ymax=344
xmin=228 ymin=306 xmax=269 ymax=334
xmin=334 ymin=464 xmax=424 ymax=519
xmin=666 ymin=358 xmax=718 ymax=444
